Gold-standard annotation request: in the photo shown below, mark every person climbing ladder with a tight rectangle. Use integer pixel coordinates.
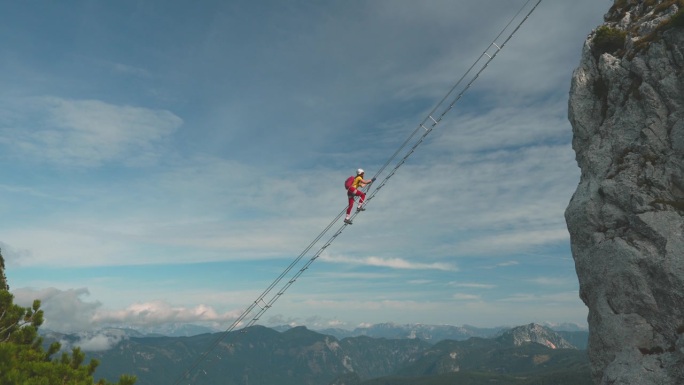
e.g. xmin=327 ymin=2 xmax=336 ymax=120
xmin=344 ymin=168 xmax=374 ymax=224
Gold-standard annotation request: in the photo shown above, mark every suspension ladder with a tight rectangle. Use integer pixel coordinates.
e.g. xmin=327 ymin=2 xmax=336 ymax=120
xmin=172 ymin=1 xmax=542 ymax=383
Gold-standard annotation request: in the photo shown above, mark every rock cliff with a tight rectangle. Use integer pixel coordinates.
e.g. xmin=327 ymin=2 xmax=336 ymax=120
xmin=566 ymin=1 xmax=684 ymax=384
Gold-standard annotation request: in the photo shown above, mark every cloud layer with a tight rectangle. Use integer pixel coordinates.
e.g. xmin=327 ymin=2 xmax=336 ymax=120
xmin=2 ymin=97 xmax=181 ymax=167
xmin=13 ymin=287 xmax=240 ymax=334
xmin=0 ymin=0 xmax=608 ymax=333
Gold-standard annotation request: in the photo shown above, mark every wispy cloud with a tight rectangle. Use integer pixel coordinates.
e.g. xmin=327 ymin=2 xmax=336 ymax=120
xmin=449 ymin=282 xmax=496 ymax=289
xmin=269 ymin=291 xmax=587 ymax=328
xmin=452 ymin=293 xmax=481 ymax=301
xmin=497 ymin=291 xmax=582 ymax=304
xmin=527 ymin=277 xmax=578 ymax=286
xmin=457 ymin=229 xmax=570 ymax=257
xmin=320 ymin=254 xmax=458 ymax=271
xmin=2 ymin=97 xmax=181 ymax=167
xmin=482 ymin=261 xmax=520 ymax=270
xmin=3 ymin=227 xmax=133 ymax=267
xmin=110 ymin=62 xmax=152 ymax=78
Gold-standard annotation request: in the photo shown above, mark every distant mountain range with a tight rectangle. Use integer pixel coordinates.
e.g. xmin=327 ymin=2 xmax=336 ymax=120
xmin=41 ymin=323 xmax=591 ymax=385
xmin=306 ymin=322 xmax=506 ymax=342
xmin=45 ymin=320 xmax=586 ymax=344
xmin=308 ymin=321 xmax=587 ymax=346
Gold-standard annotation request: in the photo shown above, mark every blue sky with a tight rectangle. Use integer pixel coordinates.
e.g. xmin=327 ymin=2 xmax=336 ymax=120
xmin=2 ymin=0 xmax=609 ymax=335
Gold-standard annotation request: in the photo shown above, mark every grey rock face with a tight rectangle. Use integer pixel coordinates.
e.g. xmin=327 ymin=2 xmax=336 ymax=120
xmin=566 ymin=2 xmax=684 ymax=384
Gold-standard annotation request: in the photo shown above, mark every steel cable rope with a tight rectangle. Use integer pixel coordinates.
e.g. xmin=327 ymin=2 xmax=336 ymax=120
xmin=172 ymin=1 xmax=541 ymax=383
xmin=171 ymin=210 xmax=347 ymax=385
xmin=371 ymin=0 xmax=538 ymax=182
xmin=364 ymin=0 xmax=541 ymax=206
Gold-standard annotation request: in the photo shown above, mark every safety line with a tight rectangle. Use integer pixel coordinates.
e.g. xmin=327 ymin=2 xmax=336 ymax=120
xmin=171 ymin=1 xmax=541 ymax=383
xmin=365 ymin=0 xmax=541 ymax=207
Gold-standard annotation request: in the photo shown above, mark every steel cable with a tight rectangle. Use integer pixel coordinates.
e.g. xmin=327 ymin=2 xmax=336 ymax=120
xmin=172 ymin=1 xmax=541 ymax=383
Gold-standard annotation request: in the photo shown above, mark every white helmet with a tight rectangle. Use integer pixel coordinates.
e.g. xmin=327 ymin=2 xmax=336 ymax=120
xmin=357 ymin=168 xmax=364 ymax=175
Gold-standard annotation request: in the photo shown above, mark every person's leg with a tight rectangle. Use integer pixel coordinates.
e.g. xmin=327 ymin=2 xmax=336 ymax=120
xmin=346 ymin=190 xmax=355 ymax=218
xmin=356 ymin=190 xmax=366 ymax=210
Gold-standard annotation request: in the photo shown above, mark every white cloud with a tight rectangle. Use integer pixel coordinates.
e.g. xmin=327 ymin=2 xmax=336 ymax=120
xmin=497 ymin=291 xmax=582 ymax=304
xmin=0 ymin=242 xmax=31 ymax=266
xmin=435 ymin=103 xmax=572 ymax=154
xmin=12 ymin=287 xmax=242 ymax=333
xmin=110 ymin=62 xmax=152 ymax=78
xmin=93 ymin=301 xmax=242 ymax=327
xmin=479 ymin=261 xmax=520 ymax=270
xmin=2 ymin=228 xmax=131 ymax=267
xmin=528 ymin=277 xmax=577 ymax=286
xmin=12 ymin=287 xmax=100 ymax=332
xmin=264 ymin=314 xmax=352 ymax=330
xmin=62 ymin=329 xmax=129 ymax=352
xmin=452 ymin=293 xmax=481 ymax=301
xmin=2 ymin=97 xmax=182 ymax=167
xmin=456 ymin=229 xmax=571 ymax=257
xmin=450 ymin=282 xmax=496 ymax=289
xmin=320 ymin=253 xmax=458 ymax=271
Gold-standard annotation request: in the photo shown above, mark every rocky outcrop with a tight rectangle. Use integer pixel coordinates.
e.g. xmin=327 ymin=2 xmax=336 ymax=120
xmin=566 ymin=1 xmax=684 ymax=384
xmin=496 ymin=323 xmax=576 ymax=350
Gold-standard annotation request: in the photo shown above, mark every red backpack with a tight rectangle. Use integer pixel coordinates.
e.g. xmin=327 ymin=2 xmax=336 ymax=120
xmin=344 ymin=176 xmax=355 ymax=190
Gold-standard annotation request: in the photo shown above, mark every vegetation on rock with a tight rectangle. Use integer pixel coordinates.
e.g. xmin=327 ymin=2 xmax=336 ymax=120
xmin=592 ymin=26 xmax=627 ymax=58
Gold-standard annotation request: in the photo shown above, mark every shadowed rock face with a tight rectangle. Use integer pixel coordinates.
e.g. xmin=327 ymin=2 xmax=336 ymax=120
xmin=565 ymin=1 xmax=684 ymax=384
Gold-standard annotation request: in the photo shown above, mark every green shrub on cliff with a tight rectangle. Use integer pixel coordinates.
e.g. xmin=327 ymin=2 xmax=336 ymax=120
xmin=592 ymin=26 xmax=627 ymax=57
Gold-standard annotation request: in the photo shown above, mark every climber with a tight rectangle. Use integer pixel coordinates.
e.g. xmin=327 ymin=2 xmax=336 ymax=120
xmin=344 ymin=168 xmax=375 ymax=224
